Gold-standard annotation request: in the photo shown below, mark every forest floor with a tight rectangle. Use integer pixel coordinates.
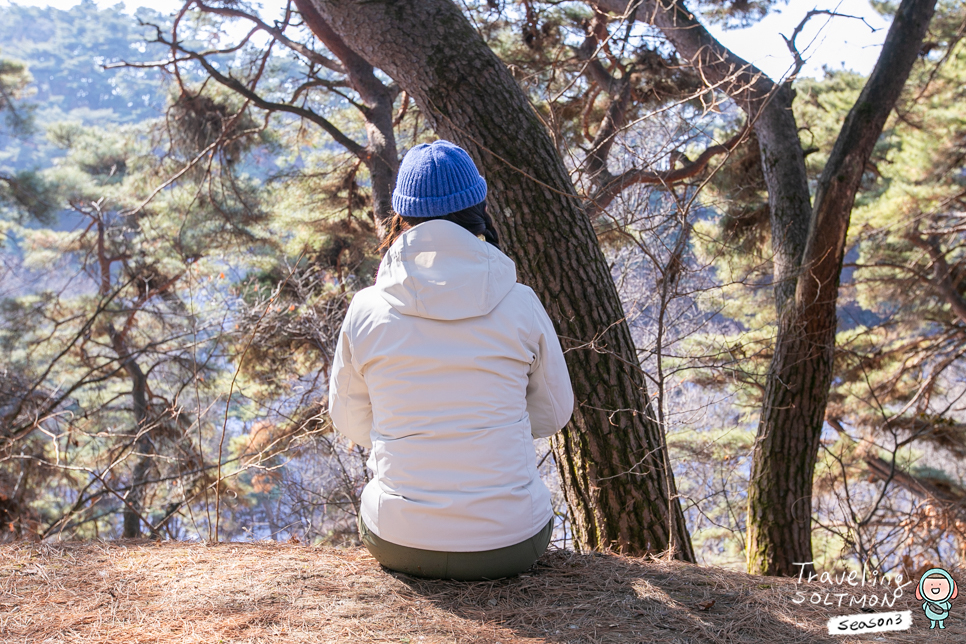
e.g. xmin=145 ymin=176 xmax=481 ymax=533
xmin=1 ymin=541 xmax=963 ymax=643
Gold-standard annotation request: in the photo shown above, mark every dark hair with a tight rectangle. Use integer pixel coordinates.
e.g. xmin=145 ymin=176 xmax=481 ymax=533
xmin=378 ymin=201 xmax=500 ymax=252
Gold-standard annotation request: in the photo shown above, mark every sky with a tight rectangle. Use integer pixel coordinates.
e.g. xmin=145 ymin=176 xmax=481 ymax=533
xmin=0 ymin=0 xmax=891 ymax=82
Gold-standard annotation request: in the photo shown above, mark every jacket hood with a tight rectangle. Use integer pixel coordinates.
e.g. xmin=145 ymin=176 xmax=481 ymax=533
xmin=375 ymin=219 xmax=517 ymax=320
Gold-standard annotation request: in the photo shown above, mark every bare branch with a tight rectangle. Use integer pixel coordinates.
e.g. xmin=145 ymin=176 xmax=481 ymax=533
xmin=193 ymin=0 xmax=346 ymax=73
xmin=782 ymin=9 xmax=880 ymax=82
xmin=155 ymin=34 xmax=365 ymax=158
xmin=907 ymin=233 xmax=966 ymax=325
xmin=587 ymin=122 xmax=750 ymax=217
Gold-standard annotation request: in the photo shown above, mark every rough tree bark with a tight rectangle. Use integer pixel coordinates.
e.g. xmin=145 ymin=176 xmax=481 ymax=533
xmin=749 ymin=0 xmax=936 ymax=576
xmin=597 ymin=0 xmax=938 ymax=575
xmin=307 ymin=0 xmax=694 ymax=560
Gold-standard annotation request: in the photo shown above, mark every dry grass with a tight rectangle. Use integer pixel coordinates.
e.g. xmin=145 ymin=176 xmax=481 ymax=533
xmin=0 ymin=541 xmax=962 ymax=643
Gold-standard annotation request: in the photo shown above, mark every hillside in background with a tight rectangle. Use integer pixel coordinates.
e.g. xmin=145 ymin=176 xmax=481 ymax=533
xmin=0 ymin=1 xmax=167 ymax=125
xmin=0 ymin=2 xmax=170 ymax=226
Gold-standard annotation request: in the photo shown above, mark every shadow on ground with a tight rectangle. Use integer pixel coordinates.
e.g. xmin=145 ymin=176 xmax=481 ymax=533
xmin=395 ymin=549 xmax=828 ymax=643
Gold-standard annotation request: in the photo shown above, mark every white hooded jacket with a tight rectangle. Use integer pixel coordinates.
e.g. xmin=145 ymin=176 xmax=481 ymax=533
xmin=328 ymin=219 xmax=574 ymax=551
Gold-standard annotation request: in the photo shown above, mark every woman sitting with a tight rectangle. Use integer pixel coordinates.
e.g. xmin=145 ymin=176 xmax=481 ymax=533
xmin=329 ymin=140 xmax=574 ymax=580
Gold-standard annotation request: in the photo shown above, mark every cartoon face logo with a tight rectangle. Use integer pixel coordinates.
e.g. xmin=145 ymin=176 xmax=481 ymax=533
xmin=923 ymin=576 xmax=952 ymax=600
xmin=916 ymin=568 xmax=958 ymax=630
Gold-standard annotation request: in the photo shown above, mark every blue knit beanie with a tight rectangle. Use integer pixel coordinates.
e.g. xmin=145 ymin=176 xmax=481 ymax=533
xmin=391 ymin=140 xmax=487 ymax=218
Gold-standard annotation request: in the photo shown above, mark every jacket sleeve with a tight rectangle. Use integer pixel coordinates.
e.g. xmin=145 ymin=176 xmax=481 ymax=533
xmin=328 ymin=314 xmax=374 ymax=449
xmin=525 ymin=292 xmax=575 ymax=439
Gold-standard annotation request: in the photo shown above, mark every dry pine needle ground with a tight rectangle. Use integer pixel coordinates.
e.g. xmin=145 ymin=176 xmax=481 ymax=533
xmin=1 ymin=541 xmax=963 ymax=643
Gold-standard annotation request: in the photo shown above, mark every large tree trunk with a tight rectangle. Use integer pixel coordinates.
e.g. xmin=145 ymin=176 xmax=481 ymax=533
xmin=309 ymin=0 xmax=694 ymax=560
xmin=597 ymin=0 xmax=937 ymax=574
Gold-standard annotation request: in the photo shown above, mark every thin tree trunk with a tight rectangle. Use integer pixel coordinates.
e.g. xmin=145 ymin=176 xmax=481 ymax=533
xmin=748 ymin=0 xmax=937 ymax=576
xmin=108 ymin=326 xmax=153 ymax=539
xmin=294 ymin=0 xmax=399 ymax=229
xmin=309 ymin=0 xmax=694 ymax=560
xmin=94 ymin=215 xmax=154 ymax=539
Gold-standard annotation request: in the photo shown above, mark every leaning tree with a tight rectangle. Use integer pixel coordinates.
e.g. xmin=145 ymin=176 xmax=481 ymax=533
xmin=159 ymin=0 xmax=744 ymax=558
xmin=298 ymin=0 xmax=697 ymax=559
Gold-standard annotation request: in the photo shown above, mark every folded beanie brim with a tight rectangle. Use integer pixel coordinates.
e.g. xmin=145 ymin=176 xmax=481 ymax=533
xmin=392 ymin=175 xmax=487 ymax=218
